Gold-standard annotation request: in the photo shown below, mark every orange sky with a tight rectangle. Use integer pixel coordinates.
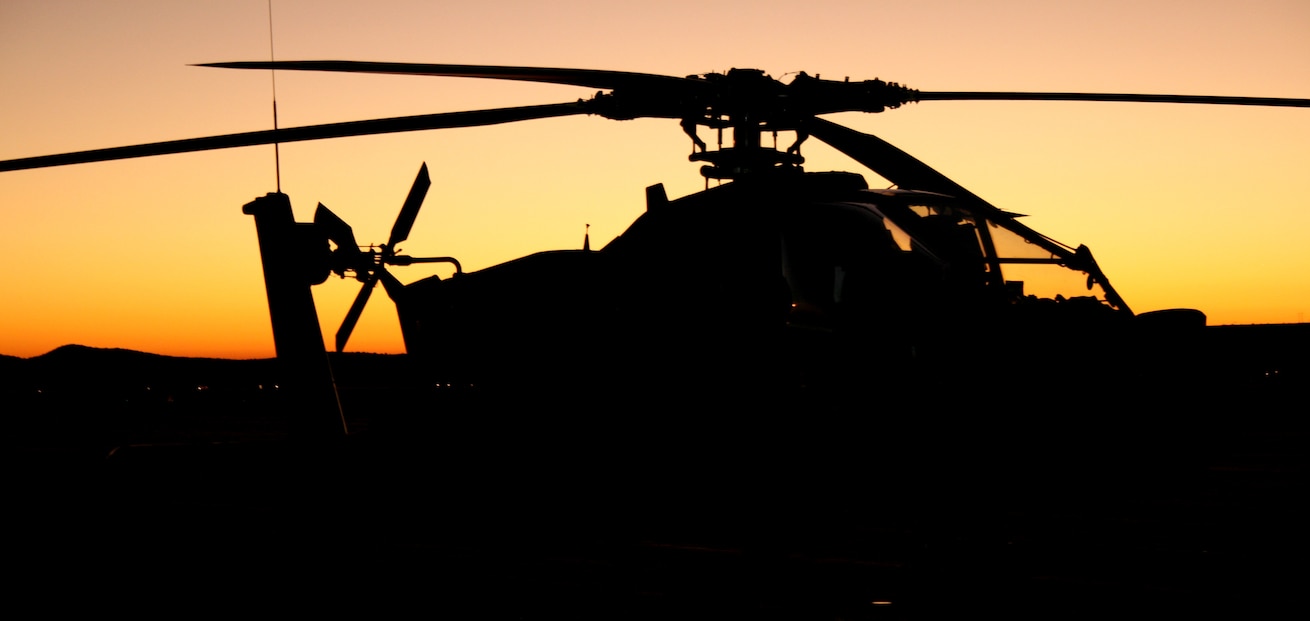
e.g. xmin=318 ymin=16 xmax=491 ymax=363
xmin=2 ymin=0 xmax=1308 ymax=359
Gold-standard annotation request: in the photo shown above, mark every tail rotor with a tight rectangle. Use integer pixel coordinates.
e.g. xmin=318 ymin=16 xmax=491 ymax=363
xmin=313 ymin=162 xmax=451 ymax=352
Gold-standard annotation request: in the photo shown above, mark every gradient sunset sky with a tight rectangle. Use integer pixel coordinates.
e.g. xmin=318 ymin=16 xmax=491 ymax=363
xmin=2 ymin=0 xmax=1307 ymax=359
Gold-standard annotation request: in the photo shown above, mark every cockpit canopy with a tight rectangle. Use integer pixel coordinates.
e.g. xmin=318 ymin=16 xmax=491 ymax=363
xmin=853 ymin=188 xmax=1127 ymax=313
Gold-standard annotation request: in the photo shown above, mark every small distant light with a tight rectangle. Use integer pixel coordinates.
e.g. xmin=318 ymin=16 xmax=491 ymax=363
xmin=871 ymin=601 xmax=893 ymax=606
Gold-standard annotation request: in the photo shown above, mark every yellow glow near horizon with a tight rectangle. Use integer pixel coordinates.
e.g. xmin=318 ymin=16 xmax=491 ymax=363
xmin=2 ymin=0 xmax=1307 ymax=359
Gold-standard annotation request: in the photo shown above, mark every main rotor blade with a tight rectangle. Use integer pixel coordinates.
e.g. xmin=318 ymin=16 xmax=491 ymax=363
xmin=809 ymin=116 xmax=1134 ymax=311
xmin=0 ymin=102 xmax=588 ymax=172
xmin=916 ymin=91 xmax=1310 ymax=108
xmin=806 ymin=116 xmax=997 ymax=211
xmin=336 ymin=273 xmax=379 ymax=353
xmin=199 ymin=60 xmax=703 ymax=93
xmin=388 ymin=163 xmax=431 ymax=250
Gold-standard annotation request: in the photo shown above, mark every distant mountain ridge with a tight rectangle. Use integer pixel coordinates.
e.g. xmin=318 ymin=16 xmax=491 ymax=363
xmin=1 ymin=344 xmax=415 ymax=396
xmin=29 ymin=343 xmax=268 ymax=362
xmin=4 ymin=322 xmax=1305 ymax=401
xmin=4 ymin=344 xmax=422 ymax=448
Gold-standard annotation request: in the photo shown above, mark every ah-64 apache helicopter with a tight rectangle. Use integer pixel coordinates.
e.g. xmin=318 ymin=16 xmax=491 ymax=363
xmin=5 ymin=62 xmax=1308 ymax=434
xmin=7 ymin=63 xmax=1309 ymax=615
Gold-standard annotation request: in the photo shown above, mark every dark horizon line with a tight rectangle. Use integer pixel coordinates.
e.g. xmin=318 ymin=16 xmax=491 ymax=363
xmin=5 ymin=324 xmax=1309 ymax=361
xmin=3 ymin=343 xmax=406 ymax=362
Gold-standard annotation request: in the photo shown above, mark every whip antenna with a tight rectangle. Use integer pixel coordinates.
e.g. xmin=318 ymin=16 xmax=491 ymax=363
xmin=267 ymin=0 xmax=281 ymax=191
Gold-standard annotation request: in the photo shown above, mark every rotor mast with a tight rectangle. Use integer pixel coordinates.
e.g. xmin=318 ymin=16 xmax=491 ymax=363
xmin=678 ymin=69 xmax=811 ymax=179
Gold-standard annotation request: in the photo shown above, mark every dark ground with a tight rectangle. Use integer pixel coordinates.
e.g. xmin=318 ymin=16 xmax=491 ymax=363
xmin=6 ymin=327 xmax=1306 ymax=617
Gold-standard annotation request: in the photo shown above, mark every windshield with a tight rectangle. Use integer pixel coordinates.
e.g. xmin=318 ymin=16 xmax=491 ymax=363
xmin=876 ymin=194 xmax=1125 ymax=312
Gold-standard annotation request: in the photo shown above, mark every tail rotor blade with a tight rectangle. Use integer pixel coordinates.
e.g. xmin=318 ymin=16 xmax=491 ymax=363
xmin=314 ymin=203 xmax=365 ymax=274
xmin=314 ymin=203 xmax=360 ymax=251
xmin=378 ymin=268 xmax=406 ymax=301
xmin=336 ymin=273 xmax=378 ymax=353
xmin=388 ymin=163 xmax=431 ymax=249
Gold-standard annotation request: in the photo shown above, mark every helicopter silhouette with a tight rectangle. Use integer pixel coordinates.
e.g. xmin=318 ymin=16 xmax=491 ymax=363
xmin=4 ymin=62 xmax=1308 ymax=433
xmin=7 ymin=63 xmax=1310 ymax=617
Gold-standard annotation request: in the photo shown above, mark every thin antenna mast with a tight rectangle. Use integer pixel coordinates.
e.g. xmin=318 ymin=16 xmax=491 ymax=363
xmin=267 ymin=0 xmax=281 ymax=192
